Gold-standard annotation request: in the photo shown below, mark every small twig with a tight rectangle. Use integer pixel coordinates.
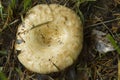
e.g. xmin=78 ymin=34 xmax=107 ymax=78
xmin=8 ymin=67 xmax=13 ymax=80
xmin=86 ymin=18 xmax=120 ymax=28
xmin=9 ymin=19 xmax=19 ymax=26
xmin=49 ymin=59 xmax=61 ymax=71
xmin=94 ymin=16 xmax=116 ymax=40
xmin=87 ymin=16 xmax=117 ymax=41
xmin=30 ymin=21 xmax=50 ymax=30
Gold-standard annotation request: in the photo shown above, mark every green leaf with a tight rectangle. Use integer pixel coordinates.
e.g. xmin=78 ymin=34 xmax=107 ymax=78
xmin=23 ymin=0 xmax=32 ymax=11
xmin=107 ymin=34 xmax=120 ymax=54
xmin=0 ymin=71 xmax=7 ymax=80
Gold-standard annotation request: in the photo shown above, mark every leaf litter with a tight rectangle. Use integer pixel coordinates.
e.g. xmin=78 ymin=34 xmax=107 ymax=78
xmin=0 ymin=0 xmax=119 ymax=80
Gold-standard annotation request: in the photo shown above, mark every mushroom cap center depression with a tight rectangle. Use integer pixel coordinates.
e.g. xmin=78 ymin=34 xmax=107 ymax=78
xmin=15 ymin=4 xmax=83 ymax=74
xmin=30 ymin=23 xmax=67 ymax=49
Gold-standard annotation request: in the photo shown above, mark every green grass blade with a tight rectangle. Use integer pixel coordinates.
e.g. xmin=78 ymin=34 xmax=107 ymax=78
xmin=9 ymin=0 xmax=16 ymax=9
xmin=107 ymin=34 xmax=120 ymax=54
xmin=23 ymin=0 xmax=32 ymax=11
xmin=7 ymin=0 xmax=16 ymax=17
xmin=78 ymin=8 xmax=84 ymax=24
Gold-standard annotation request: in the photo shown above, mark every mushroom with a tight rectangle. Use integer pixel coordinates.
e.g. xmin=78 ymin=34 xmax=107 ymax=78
xmin=15 ymin=4 xmax=83 ymax=74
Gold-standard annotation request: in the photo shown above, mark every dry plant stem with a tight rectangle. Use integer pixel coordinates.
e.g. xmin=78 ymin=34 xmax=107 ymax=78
xmin=92 ymin=16 xmax=116 ymax=39
xmin=86 ymin=18 xmax=120 ymax=28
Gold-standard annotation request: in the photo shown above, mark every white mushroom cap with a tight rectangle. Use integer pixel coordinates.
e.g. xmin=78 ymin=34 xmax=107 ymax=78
xmin=15 ymin=4 xmax=83 ymax=74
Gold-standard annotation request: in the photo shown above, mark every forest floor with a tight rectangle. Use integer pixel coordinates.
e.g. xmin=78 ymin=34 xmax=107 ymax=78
xmin=0 ymin=0 xmax=120 ymax=80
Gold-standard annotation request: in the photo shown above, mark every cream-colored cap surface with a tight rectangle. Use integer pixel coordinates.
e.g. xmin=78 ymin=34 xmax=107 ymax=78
xmin=15 ymin=4 xmax=83 ymax=74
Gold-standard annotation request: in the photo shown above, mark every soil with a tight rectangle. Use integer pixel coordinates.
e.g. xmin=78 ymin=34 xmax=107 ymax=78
xmin=0 ymin=0 xmax=119 ymax=80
